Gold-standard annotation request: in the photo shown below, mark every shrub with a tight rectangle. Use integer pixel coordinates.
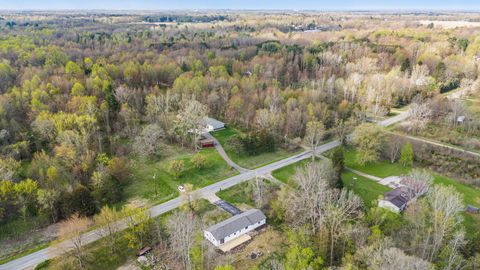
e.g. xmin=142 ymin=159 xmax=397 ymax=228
xmin=399 ymin=143 xmax=414 ymax=167
xmin=168 ymin=159 xmax=185 ymax=178
xmin=190 ymin=153 xmax=207 ymax=169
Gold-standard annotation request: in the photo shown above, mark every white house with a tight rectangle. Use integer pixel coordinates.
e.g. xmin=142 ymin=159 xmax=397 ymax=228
xmin=204 ymin=209 xmax=266 ymax=247
xmin=378 ymin=187 xmax=411 ymax=213
xmin=200 ymin=117 xmax=225 ymax=132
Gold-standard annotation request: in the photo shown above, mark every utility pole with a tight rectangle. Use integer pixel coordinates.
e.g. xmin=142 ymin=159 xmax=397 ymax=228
xmin=153 ymin=173 xmax=157 ymax=197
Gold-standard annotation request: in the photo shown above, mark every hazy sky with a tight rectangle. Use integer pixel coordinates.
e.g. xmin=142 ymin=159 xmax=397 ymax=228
xmin=1 ymin=0 xmax=479 ymax=11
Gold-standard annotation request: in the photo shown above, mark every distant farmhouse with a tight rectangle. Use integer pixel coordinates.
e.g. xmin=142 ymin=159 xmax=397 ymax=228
xmin=204 ymin=209 xmax=266 ymax=252
xmin=200 ymin=117 xmax=225 ymax=132
xmin=379 ymin=187 xmax=412 ymax=213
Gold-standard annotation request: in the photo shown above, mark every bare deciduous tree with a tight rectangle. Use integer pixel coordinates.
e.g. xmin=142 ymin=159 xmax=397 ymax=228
xmin=94 ymin=205 xmax=121 ymax=253
xmin=133 ymin=123 xmax=164 ymax=157
xmin=401 ymin=168 xmax=433 ymax=199
xmin=167 ymin=210 xmax=200 ymax=270
xmin=251 ymin=176 xmax=266 ymax=208
xmin=370 ymin=247 xmax=434 ymax=270
xmin=323 ymin=189 xmax=363 ymax=265
xmin=426 ymin=185 xmax=464 ymax=261
xmin=58 ymin=214 xmax=90 ymax=269
xmin=303 ymin=120 xmax=324 ymax=160
xmin=284 ymin=160 xmax=332 ymax=233
xmin=409 ymin=95 xmax=433 ymax=133
xmin=175 ymin=99 xmax=207 ymax=150
xmin=387 ymin=139 xmax=403 ymax=163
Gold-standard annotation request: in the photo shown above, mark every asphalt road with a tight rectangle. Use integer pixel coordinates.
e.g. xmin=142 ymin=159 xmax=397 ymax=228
xmin=0 ymin=111 xmax=408 ymax=270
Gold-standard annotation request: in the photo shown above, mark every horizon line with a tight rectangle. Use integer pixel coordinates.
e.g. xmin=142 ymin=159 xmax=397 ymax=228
xmin=1 ymin=8 xmax=479 ymax=12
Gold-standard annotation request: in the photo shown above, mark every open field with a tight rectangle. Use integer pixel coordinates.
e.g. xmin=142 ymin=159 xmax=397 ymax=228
xmin=125 ymin=146 xmax=238 ymax=207
xmin=211 ymin=128 xmax=301 ymax=169
xmin=343 ymin=147 xmax=411 ymax=177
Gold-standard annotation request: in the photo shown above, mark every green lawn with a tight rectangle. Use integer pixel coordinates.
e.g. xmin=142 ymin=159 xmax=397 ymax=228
xmin=343 ymin=148 xmax=411 ymax=177
xmin=341 ymin=171 xmax=391 ymax=208
xmin=124 ymin=145 xmax=238 ymax=207
xmin=211 ymin=127 xmax=301 ymax=169
xmin=217 ymin=181 xmax=255 ymax=207
xmin=271 ymin=159 xmax=311 ymax=184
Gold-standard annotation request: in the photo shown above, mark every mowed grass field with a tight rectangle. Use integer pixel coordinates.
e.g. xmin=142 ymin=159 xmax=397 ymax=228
xmin=124 ymin=145 xmax=238 ymax=207
xmin=211 ymin=127 xmax=301 ymax=169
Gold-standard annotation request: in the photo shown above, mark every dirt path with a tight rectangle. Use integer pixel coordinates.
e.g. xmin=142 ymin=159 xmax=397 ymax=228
xmin=344 ymin=167 xmax=383 ymax=182
xmin=389 ymin=131 xmax=480 ymax=158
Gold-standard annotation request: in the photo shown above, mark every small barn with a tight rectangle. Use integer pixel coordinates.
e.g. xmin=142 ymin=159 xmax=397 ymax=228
xmin=204 ymin=209 xmax=266 ymax=250
xmin=378 ymin=187 xmax=412 ymax=213
xmin=199 ymin=138 xmax=215 ymax=148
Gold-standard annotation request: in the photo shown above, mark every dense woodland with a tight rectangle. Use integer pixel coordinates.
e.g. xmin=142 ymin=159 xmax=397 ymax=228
xmin=0 ymin=11 xmax=480 ymax=270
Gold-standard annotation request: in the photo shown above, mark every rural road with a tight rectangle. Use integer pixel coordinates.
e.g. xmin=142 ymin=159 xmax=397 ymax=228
xmin=0 ymin=110 xmax=408 ymax=270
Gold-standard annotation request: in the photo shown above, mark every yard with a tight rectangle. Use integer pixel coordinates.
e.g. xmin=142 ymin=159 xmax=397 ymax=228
xmin=341 ymin=171 xmax=391 ymax=208
xmin=211 ymin=127 xmax=301 ymax=169
xmin=227 ymin=228 xmax=286 ymax=270
xmin=124 ymin=145 xmax=238 ymax=207
xmin=217 ymin=181 xmax=255 ymax=207
xmin=343 ymin=147 xmax=410 ymax=177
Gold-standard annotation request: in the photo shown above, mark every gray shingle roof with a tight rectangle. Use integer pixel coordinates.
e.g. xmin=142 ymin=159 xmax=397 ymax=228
xmin=384 ymin=187 xmax=410 ymax=208
xmin=200 ymin=117 xmax=225 ymax=130
xmin=205 ymin=209 xmax=266 ymax=240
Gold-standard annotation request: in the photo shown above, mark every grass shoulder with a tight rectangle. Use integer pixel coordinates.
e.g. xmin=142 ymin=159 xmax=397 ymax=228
xmin=211 ymin=127 xmax=301 ymax=169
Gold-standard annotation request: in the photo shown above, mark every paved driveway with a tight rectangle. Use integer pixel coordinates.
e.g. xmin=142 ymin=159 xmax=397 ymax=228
xmin=214 ymin=200 xmax=242 ymax=215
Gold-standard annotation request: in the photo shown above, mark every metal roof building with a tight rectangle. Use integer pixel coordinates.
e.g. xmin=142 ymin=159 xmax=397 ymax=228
xmin=200 ymin=117 xmax=225 ymax=132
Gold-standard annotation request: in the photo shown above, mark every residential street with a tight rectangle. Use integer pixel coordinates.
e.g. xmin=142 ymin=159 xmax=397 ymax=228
xmin=0 ymin=111 xmax=407 ymax=270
